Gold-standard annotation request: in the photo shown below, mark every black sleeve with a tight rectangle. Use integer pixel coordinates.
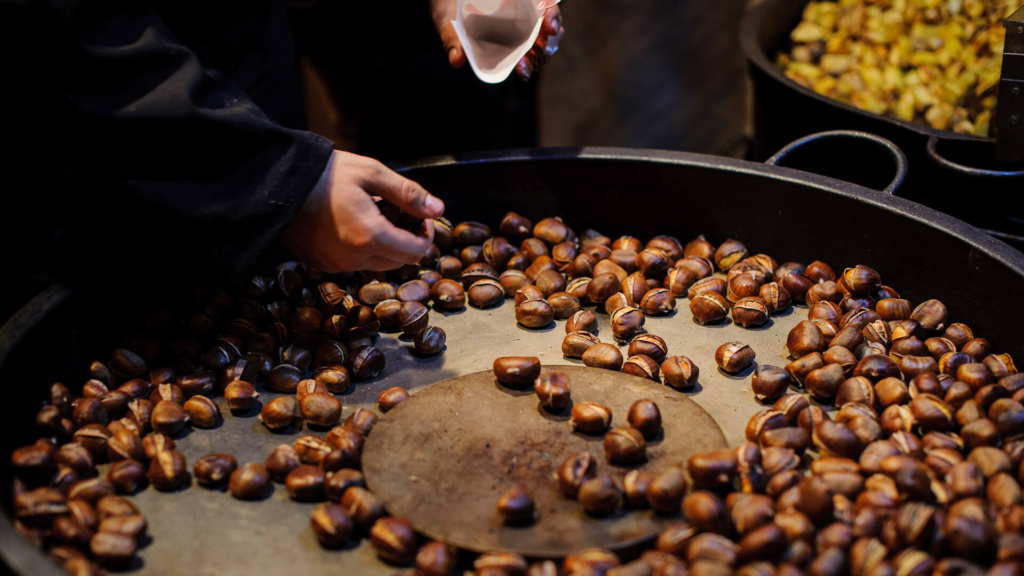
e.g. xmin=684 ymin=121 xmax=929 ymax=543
xmin=2 ymin=0 xmax=335 ymax=294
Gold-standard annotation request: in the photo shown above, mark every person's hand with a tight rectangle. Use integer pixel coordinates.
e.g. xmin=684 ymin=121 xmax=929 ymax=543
xmin=282 ymin=151 xmax=445 ymax=273
xmin=431 ymin=0 xmax=564 ymax=80
xmin=514 ymin=5 xmax=563 ymax=80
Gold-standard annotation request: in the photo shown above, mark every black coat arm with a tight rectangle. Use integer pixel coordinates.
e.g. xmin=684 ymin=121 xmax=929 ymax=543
xmin=1 ymin=0 xmax=334 ymax=305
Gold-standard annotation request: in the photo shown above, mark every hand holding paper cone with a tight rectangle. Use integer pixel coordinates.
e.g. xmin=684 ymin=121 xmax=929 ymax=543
xmin=431 ymin=0 xmax=563 ymax=83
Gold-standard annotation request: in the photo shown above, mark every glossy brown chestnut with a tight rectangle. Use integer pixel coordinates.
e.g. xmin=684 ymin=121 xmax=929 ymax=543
xmin=150 ymin=401 xmax=188 ymax=436
xmin=516 ymin=299 xmax=555 ymax=329
xmin=716 ymin=342 xmax=755 ymax=373
xmin=90 ymin=532 xmax=137 ymax=567
xmin=285 ymin=465 xmax=325 ymax=501
xmin=293 ymin=435 xmax=334 ymax=465
xmin=687 ymin=276 xmax=727 ymax=299
xmin=533 ymin=217 xmax=570 ymax=246
xmin=745 ymin=409 xmax=787 ymax=443
xmin=148 ymin=450 xmax=187 ymax=491
xmin=565 ymin=310 xmax=599 ymax=334
xmin=351 ymin=347 xmax=386 ymax=380
xmin=840 ymin=265 xmax=881 ymax=295
xmin=570 ymin=402 xmax=613 ymax=434
xmin=377 ymin=387 xmax=410 ymax=412
xmin=582 ymin=343 xmax=624 ymax=371
xmin=548 ymin=292 xmax=581 ymax=319
xmin=578 ymin=475 xmax=622 ymax=516
xmin=627 ymin=334 xmax=668 ymax=362
xmin=193 ymin=453 xmax=238 ymax=488
xmin=610 ymin=306 xmax=645 ymax=342
xmin=300 ymin=393 xmax=342 ymax=428
xmin=467 ymin=279 xmax=505 ymax=308
xmin=662 ymin=355 xmax=699 ymax=390
xmin=690 ymin=292 xmax=730 ymax=325
xmin=647 ymin=467 xmax=687 ymax=515
xmin=664 ymin=267 xmax=697 ymax=297
xmin=106 ymin=460 xmax=147 ymax=494
xmin=497 ymin=486 xmax=535 ymax=524
xmin=430 ymin=279 xmax=466 ymax=310
xmin=556 ymin=452 xmax=597 ymax=498
xmin=751 ymin=365 xmax=791 ymax=403
xmin=183 ymin=396 xmax=221 ymax=429
xmin=773 ymin=394 xmax=810 ymax=426
xmin=562 ymin=331 xmax=601 ymax=359
xmin=223 ymin=380 xmax=259 ymax=413
xmin=812 ymin=420 xmax=863 ymax=460
xmin=267 ymin=364 xmax=303 ymax=393
xmin=229 ymin=462 xmax=270 ymax=500
xmin=731 ymin=297 xmax=770 ymax=328
xmin=627 ymin=399 xmax=662 ymax=438
xmin=499 ymin=212 xmax=532 ymax=240
xmin=786 ymin=321 xmax=826 ymax=358
xmin=370 ymin=516 xmax=416 ymax=566
xmin=623 ymin=470 xmax=654 ymax=508
xmin=604 ymin=426 xmax=647 ymax=463
xmin=265 ymin=444 xmax=302 ymax=482
xmin=911 ymin=299 xmax=948 ymax=332
xmin=622 ymin=354 xmax=661 ymax=382
xmin=310 ymin=503 xmax=353 ymax=548
xmin=259 ymin=397 xmax=299 ymax=431
xmin=803 ymin=363 xmax=846 ymax=403
xmin=586 ymin=273 xmax=622 ymax=304
xmin=534 ymin=372 xmax=572 ymax=412
xmin=403 ymin=324 xmax=442 ymax=355
xmin=493 ymin=356 xmax=542 ymax=387
xmin=714 ymin=238 xmax=748 ymax=271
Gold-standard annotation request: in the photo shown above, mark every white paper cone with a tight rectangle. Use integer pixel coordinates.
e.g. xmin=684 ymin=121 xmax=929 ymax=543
xmin=452 ymin=0 xmax=558 ymax=83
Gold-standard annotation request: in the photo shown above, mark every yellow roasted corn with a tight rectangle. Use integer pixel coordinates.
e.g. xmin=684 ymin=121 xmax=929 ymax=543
xmin=777 ymin=0 xmax=1017 ymax=136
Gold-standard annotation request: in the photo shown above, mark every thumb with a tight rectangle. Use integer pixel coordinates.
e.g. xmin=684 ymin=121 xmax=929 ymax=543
xmin=439 ymin=21 xmax=467 ymax=69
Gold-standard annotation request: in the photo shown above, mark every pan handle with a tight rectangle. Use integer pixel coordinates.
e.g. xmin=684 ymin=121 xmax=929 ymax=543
xmin=925 ymin=135 xmax=1024 ymax=177
xmin=765 ymin=130 xmax=907 ymax=195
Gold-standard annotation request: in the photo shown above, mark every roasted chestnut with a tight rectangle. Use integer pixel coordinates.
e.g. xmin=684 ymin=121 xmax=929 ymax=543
xmin=582 ymin=343 xmax=623 ymax=371
xmin=751 ymin=365 xmax=791 ymax=403
xmin=690 ymin=292 xmax=730 ymax=325
xmin=534 ymin=372 xmax=572 ymax=412
xmin=662 ymin=355 xmax=699 ymax=390
xmin=515 ymin=299 xmax=555 ymax=329
xmin=570 ymin=402 xmax=613 ymax=434
xmin=627 ymin=399 xmax=662 ymax=438
xmin=493 ymin=356 xmax=542 ymax=387
xmin=716 ymin=342 xmax=755 ymax=374
xmin=604 ymin=426 xmax=646 ymax=463
xmin=412 ymin=326 xmax=446 ymax=356
xmin=497 ymin=486 xmax=535 ymax=524
xmin=622 ymin=354 xmax=661 ymax=382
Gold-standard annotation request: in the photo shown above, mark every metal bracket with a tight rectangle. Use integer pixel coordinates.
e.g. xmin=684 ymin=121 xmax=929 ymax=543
xmin=996 ymin=5 xmax=1024 ymax=162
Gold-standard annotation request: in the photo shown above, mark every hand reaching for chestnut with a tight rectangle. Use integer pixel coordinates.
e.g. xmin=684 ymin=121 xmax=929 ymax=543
xmin=282 ymin=151 xmax=445 ymax=273
xmin=429 ymin=0 xmax=564 ymax=80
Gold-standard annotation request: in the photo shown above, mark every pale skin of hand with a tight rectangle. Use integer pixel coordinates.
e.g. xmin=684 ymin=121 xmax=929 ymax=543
xmin=282 ymin=150 xmax=445 ymax=273
xmin=430 ymin=0 xmax=564 ymax=79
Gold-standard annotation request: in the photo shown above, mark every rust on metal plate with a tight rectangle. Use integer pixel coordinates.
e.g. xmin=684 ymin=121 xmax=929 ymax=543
xmin=362 ymin=364 xmax=727 ymax=558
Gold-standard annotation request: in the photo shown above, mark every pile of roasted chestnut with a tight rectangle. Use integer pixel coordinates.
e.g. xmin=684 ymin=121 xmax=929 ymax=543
xmin=664 ymin=265 xmax=1024 ymax=574
xmin=8 ymin=208 xmax=1024 ymax=576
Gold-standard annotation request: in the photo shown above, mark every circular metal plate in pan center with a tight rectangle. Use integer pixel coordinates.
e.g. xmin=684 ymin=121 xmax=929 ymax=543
xmin=361 ymin=365 xmax=728 ymax=558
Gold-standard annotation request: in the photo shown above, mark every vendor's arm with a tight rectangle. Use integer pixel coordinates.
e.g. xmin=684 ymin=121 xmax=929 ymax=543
xmin=5 ymin=0 xmax=423 ymax=287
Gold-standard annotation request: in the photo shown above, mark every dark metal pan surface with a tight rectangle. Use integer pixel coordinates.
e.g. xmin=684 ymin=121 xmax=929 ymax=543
xmin=3 ymin=146 xmax=1023 ymax=574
